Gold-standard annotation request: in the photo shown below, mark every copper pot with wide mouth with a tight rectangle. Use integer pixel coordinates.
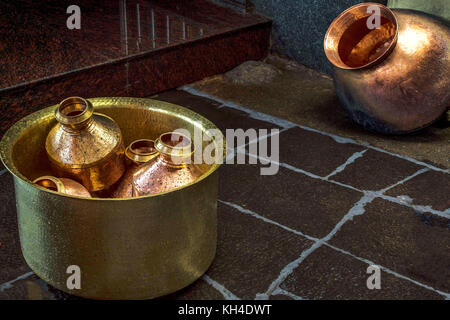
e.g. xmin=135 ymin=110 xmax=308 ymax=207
xmin=324 ymin=3 xmax=449 ymax=134
xmin=33 ymin=176 xmax=91 ymax=197
xmin=132 ymin=132 xmax=203 ymax=197
xmin=111 ymin=139 xmax=159 ymax=198
xmin=0 ymin=97 xmax=223 ymax=299
xmin=45 ymin=97 xmax=126 ymax=192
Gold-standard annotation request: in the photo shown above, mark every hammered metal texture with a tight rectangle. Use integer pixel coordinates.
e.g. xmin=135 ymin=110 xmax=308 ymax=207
xmin=0 ymin=97 xmax=223 ymax=299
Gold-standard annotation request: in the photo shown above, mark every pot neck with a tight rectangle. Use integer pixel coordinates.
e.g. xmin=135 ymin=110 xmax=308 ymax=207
xmin=55 ymin=97 xmax=94 ymax=131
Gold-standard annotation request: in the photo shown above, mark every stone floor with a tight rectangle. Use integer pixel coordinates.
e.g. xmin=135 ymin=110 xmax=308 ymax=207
xmin=0 ymin=76 xmax=449 ymax=299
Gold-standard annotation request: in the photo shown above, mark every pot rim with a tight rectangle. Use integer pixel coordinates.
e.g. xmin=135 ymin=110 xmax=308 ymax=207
xmin=0 ymin=97 xmax=224 ymax=201
xmin=324 ymin=2 xmax=399 ymax=70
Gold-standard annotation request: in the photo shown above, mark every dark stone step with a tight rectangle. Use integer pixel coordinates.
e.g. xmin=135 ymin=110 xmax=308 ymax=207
xmin=0 ymin=0 xmax=271 ymax=137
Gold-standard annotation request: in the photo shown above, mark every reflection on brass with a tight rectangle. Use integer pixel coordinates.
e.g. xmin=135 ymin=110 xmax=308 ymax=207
xmin=0 ymin=97 xmax=223 ymax=299
xmin=133 ymin=132 xmax=203 ymax=196
xmin=324 ymin=3 xmax=449 ymax=134
xmin=112 ymin=139 xmax=158 ymax=198
xmin=45 ymin=97 xmax=126 ymax=192
xmin=33 ymin=176 xmax=91 ymax=198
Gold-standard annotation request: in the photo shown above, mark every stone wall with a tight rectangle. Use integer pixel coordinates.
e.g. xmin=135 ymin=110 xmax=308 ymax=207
xmin=250 ymin=0 xmax=387 ymax=74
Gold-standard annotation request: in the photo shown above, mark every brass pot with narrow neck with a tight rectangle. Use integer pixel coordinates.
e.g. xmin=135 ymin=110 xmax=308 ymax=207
xmin=132 ymin=132 xmax=202 ymax=196
xmin=112 ymin=139 xmax=159 ymax=198
xmin=45 ymin=97 xmax=125 ymax=192
xmin=324 ymin=3 xmax=449 ymax=134
xmin=33 ymin=176 xmax=91 ymax=198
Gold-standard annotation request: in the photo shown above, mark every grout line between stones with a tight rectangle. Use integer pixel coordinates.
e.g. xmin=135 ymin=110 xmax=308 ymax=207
xmin=325 ymin=149 xmax=368 ymax=179
xmin=259 ymin=192 xmax=376 ymax=298
xmin=242 ymin=149 xmax=449 ymax=217
xmin=219 ymin=199 xmax=450 ymax=300
xmin=270 ymin=287 xmax=305 ymax=300
xmin=181 ymin=85 xmax=296 ymax=129
xmin=219 ymin=200 xmax=319 ymax=242
xmin=181 ymin=86 xmax=449 ymax=174
xmin=323 ymin=243 xmax=450 ymax=299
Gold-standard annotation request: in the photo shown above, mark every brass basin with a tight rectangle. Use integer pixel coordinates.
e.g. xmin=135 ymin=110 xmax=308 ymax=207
xmin=0 ymin=97 xmax=223 ymax=299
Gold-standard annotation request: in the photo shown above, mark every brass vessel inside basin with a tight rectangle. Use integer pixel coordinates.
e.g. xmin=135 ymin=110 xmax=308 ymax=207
xmin=0 ymin=97 xmax=223 ymax=299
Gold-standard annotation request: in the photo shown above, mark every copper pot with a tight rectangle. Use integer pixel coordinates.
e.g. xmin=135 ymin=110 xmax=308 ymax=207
xmin=33 ymin=176 xmax=91 ymax=197
xmin=45 ymin=97 xmax=126 ymax=192
xmin=112 ymin=139 xmax=159 ymax=198
xmin=324 ymin=3 xmax=449 ymax=134
xmin=132 ymin=132 xmax=203 ymax=196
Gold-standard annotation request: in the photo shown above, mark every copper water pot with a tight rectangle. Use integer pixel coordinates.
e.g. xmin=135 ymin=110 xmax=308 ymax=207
xmin=132 ymin=132 xmax=203 ymax=196
xmin=45 ymin=97 xmax=125 ymax=192
xmin=112 ymin=139 xmax=159 ymax=198
xmin=324 ymin=3 xmax=449 ymax=134
xmin=33 ymin=176 xmax=91 ymax=197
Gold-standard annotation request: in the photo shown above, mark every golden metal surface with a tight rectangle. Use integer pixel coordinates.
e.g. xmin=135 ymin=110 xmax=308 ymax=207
xmin=388 ymin=0 xmax=450 ymax=21
xmin=112 ymin=139 xmax=158 ymax=198
xmin=0 ymin=97 xmax=223 ymax=299
xmin=324 ymin=3 xmax=449 ymax=134
xmin=133 ymin=132 xmax=203 ymax=197
xmin=33 ymin=176 xmax=91 ymax=198
xmin=46 ymin=97 xmax=126 ymax=192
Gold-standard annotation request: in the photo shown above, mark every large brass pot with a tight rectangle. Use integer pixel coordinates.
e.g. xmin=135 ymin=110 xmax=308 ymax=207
xmin=324 ymin=3 xmax=449 ymax=134
xmin=0 ymin=98 xmax=223 ymax=299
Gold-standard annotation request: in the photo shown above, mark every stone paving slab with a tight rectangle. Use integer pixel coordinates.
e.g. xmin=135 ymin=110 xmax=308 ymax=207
xmin=206 ymin=203 xmax=313 ymax=299
xmin=280 ymin=245 xmax=443 ymax=300
xmin=219 ymin=164 xmax=363 ymax=239
xmin=155 ymin=90 xmax=281 ymax=133
xmin=0 ymin=271 xmax=224 ymax=300
xmin=331 ymin=149 xmax=424 ymax=191
xmin=188 ymin=55 xmax=450 ymax=169
xmin=276 ymin=127 xmax=365 ymax=177
xmin=329 ymin=198 xmax=450 ymax=293
xmin=385 ymin=171 xmax=450 ymax=211
xmin=161 ymin=279 xmax=225 ymax=300
xmin=0 ymin=274 xmax=54 ymax=300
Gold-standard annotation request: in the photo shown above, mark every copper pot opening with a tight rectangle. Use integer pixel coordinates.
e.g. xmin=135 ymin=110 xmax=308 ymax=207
xmin=55 ymin=97 xmax=94 ymax=126
xmin=33 ymin=176 xmax=63 ymax=192
xmin=324 ymin=3 xmax=398 ymax=69
xmin=156 ymin=132 xmax=193 ymax=160
xmin=130 ymin=139 xmax=156 ymax=155
xmin=125 ymin=139 xmax=158 ymax=164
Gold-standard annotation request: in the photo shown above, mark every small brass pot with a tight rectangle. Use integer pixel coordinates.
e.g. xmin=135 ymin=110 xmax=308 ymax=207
xmin=0 ymin=98 xmax=223 ymax=299
xmin=46 ymin=97 xmax=126 ymax=192
xmin=324 ymin=3 xmax=449 ymax=134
